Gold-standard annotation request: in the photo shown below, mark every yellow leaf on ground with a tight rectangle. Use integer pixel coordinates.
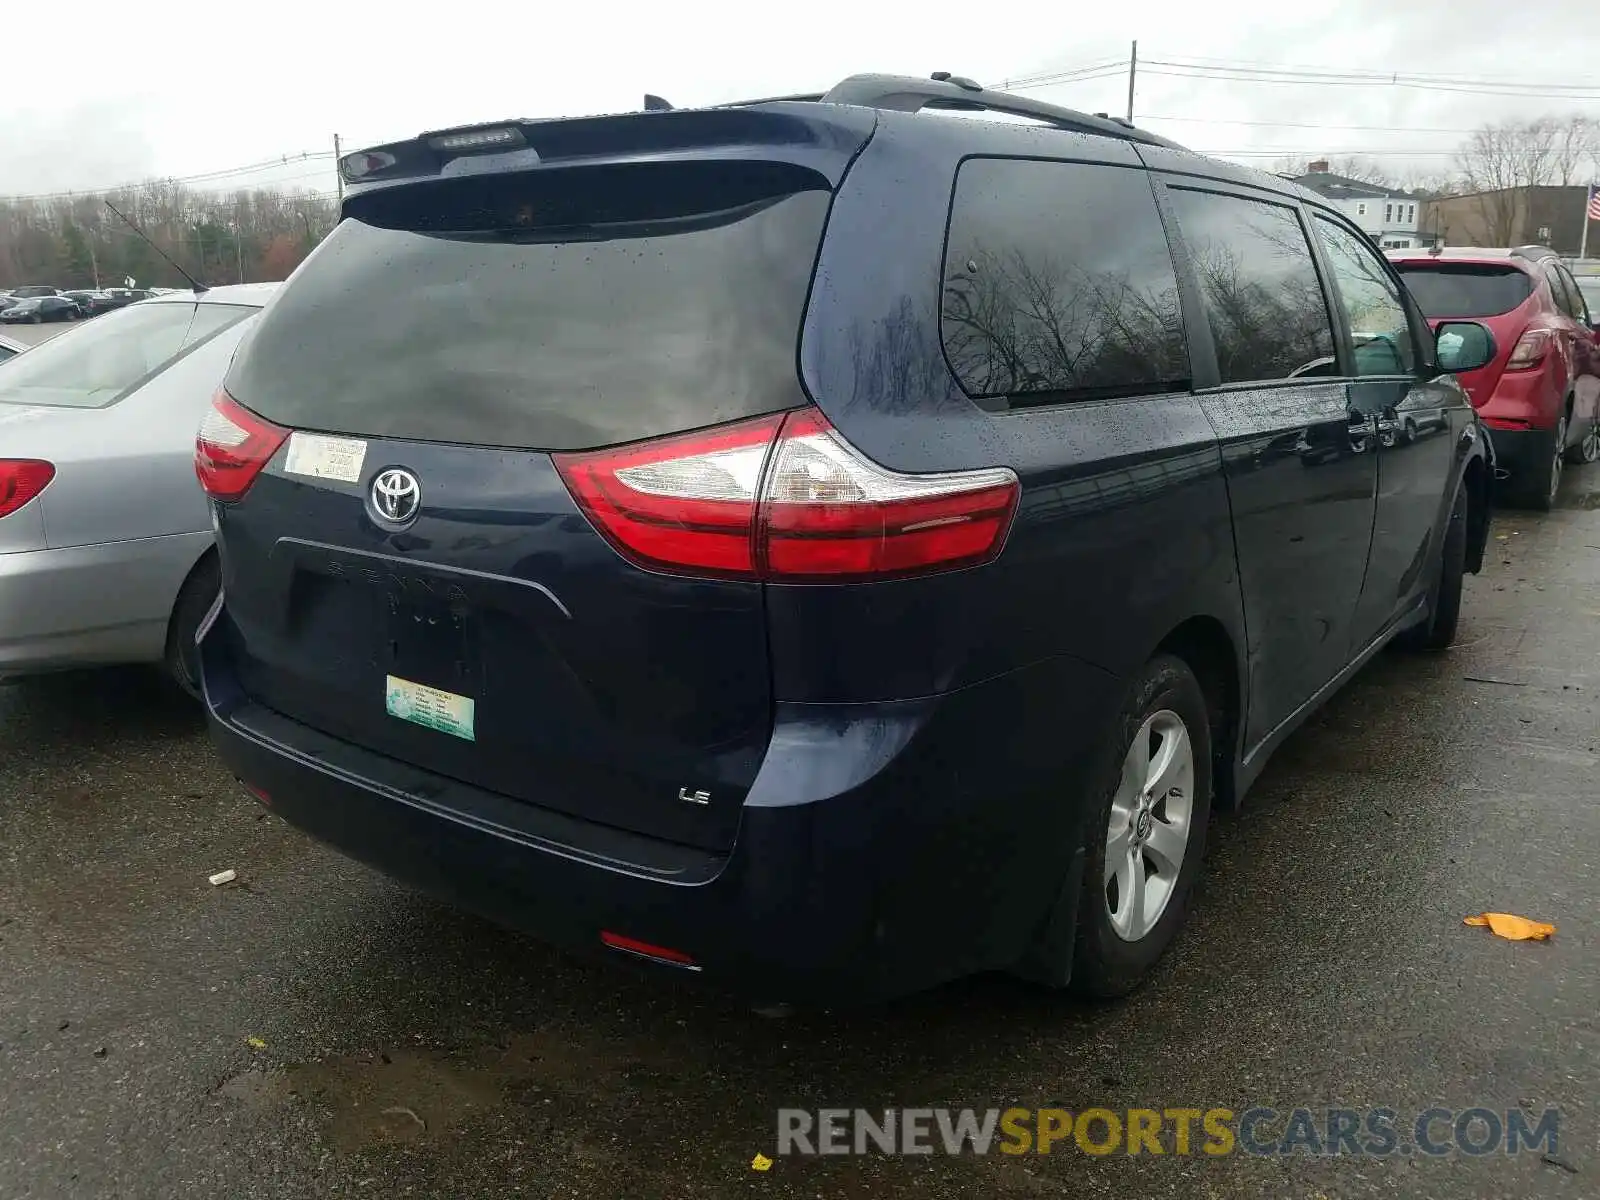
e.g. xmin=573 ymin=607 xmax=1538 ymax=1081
xmin=246 ymin=1036 xmax=267 ymax=1049
xmin=751 ymin=1154 xmax=773 ymax=1172
xmin=1464 ymin=913 xmax=1555 ymax=940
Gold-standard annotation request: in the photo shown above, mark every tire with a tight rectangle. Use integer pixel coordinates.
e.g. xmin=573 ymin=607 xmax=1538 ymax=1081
xmin=164 ymin=553 xmax=220 ymax=699
xmin=1069 ymin=654 xmax=1213 ymax=999
xmin=1565 ymin=415 xmax=1600 ymax=466
xmin=1397 ymin=482 xmax=1467 ymax=652
xmin=1508 ymin=414 xmax=1565 ymax=512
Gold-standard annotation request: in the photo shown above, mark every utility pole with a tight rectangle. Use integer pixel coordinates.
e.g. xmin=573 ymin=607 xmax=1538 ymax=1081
xmin=89 ymin=241 xmax=100 ymax=289
xmin=333 ymin=133 xmax=344 ymax=206
xmin=1126 ymin=40 xmax=1138 ymax=123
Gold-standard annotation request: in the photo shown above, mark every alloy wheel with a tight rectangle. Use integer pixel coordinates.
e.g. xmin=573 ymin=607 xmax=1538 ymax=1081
xmin=1549 ymin=416 xmax=1567 ymax=505
xmin=1105 ymin=709 xmax=1195 ymax=941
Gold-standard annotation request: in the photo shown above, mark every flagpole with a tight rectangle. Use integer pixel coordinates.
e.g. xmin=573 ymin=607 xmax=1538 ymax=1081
xmin=1582 ymin=184 xmax=1593 ymax=261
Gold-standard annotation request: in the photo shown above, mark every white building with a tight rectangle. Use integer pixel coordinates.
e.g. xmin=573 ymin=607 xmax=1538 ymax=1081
xmin=1293 ymin=161 xmax=1423 ymax=249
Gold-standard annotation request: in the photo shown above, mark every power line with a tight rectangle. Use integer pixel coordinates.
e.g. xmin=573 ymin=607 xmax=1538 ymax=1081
xmin=1140 ymin=63 xmax=1600 ymax=101
xmin=998 ymin=60 xmax=1125 ymax=89
xmin=1140 ymin=114 xmax=1482 ymax=135
xmin=0 ymin=151 xmax=336 ymax=203
xmin=1143 ymin=53 xmax=1600 ymax=92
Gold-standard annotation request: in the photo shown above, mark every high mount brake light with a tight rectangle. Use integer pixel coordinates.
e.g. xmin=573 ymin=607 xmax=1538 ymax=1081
xmin=0 ymin=459 xmax=54 ymax=519
xmin=555 ymin=408 xmax=1020 ymax=582
xmin=195 ymin=390 xmax=290 ymax=501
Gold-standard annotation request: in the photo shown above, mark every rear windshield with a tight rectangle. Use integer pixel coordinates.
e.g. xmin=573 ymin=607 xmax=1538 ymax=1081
xmin=226 ymin=162 xmax=830 ymax=451
xmin=0 ymin=301 xmax=254 ymax=408
xmin=1394 ymin=263 xmax=1534 ymax=319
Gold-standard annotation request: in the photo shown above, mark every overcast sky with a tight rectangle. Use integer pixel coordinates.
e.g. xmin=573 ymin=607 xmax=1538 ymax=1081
xmin=3 ymin=0 xmax=1597 ymax=200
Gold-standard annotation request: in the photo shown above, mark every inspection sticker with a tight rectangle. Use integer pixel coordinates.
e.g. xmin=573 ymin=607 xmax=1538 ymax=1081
xmin=283 ymin=432 xmax=368 ymax=483
xmin=385 ymin=675 xmax=476 ymax=741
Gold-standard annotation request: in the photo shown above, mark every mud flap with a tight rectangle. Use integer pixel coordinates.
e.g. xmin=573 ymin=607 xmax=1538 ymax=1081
xmin=1011 ymin=845 xmax=1085 ymax=989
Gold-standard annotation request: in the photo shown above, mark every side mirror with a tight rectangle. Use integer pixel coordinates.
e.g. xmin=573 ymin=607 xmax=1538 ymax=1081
xmin=1435 ymin=321 xmax=1495 ymax=374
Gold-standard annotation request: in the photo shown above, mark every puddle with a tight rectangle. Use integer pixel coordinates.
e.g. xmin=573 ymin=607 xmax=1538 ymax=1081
xmin=221 ymin=1030 xmax=671 ymax=1155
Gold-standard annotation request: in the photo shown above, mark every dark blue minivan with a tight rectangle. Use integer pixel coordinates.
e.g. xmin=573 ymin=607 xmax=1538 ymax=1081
xmin=195 ymin=74 xmax=1497 ymax=1004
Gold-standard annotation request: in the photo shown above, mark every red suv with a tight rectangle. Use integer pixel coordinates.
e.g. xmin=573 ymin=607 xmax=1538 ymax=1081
xmin=1389 ymin=246 xmax=1600 ymax=510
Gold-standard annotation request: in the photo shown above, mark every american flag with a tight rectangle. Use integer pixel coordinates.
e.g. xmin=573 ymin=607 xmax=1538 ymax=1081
xmin=1588 ymin=183 xmax=1600 ymax=222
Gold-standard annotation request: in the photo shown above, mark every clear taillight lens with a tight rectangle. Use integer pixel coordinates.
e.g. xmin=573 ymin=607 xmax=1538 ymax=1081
xmin=1506 ymin=329 xmax=1551 ymax=371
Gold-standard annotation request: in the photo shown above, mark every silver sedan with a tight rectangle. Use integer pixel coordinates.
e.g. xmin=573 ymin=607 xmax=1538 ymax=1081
xmin=0 ymin=284 xmax=277 ymax=693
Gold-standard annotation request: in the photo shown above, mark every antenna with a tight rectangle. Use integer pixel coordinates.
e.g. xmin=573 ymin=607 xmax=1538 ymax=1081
xmin=103 ymin=200 xmax=209 ymax=294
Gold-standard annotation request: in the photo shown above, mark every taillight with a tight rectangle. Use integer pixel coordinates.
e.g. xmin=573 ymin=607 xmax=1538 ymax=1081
xmin=555 ymin=408 xmax=1021 ymax=582
xmin=195 ymin=389 xmax=289 ymax=501
xmin=0 ymin=459 xmax=54 ymax=519
xmin=1506 ymin=329 xmax=1551 ymax=371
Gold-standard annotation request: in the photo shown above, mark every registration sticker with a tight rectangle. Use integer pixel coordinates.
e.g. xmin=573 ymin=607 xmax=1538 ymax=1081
xmin=283 ymin=432 xmax=368 ymax=483
xmin=385 ymin=675 xmax=476 ymax=741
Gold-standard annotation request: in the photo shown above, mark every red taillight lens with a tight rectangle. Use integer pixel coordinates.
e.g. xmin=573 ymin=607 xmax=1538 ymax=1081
xmin=555 ymin=413 xmax=785 ymax=577
xmin=0 ymin=459 xmax=55 ymax=519
xmin=1506 ymin=329 xmax=1551 ymax=371
xmin=195 ymin=389 xmax=289 ymax=501
xmin=554 ymin=408 xmax=1021 ymax=582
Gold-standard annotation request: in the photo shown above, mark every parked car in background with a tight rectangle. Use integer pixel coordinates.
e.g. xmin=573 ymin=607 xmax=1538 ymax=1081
xmin=0 ymin=283 xmax=277 ymax=693
xmin=1575 ymin=274 xmax=1600 ymax=320
xmin=1389 ymin=246 xmax=1600 ymax=509
xmin=8 ymin=285 xmax=59 ymax=298
xmin=62 ymin=289 xmax=117 ymax=316
xmin=0 ymin=333 xmax=29 ymax=362
xmin=0 ymin=296 xmax=31 ymax=313
xmin=197 ymin=76 xmax=1495 ymax=1006
xmin=0 ymin=296 xmax=81 ymax=324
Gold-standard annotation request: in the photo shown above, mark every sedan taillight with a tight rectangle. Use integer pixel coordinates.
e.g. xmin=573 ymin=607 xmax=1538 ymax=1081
xmin=0 ymin=459 xmax=54 ymax=519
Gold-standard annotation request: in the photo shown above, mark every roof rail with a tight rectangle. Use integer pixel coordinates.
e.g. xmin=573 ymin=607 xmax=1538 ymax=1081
xmin=700 ymin=72 xmax=1180 ymax=148
xmin=812 ymin=73 xmax=1182 ymax=148
xmin=1510 ymin=244 xmax=1554 ymax=261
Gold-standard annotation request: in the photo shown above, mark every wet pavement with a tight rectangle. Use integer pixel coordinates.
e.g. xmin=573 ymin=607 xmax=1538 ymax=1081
xmin=3 ymin=475 xmax=1598 ymax=1200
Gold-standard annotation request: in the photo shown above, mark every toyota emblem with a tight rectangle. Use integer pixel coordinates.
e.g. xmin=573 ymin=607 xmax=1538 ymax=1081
xmin=371 ymin=468 xmax=422 ymax=525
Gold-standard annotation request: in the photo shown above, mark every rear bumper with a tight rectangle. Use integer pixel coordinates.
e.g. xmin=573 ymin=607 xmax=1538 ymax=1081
xmin=201 ymin=618 xmax=1120 ymax=1005
xmin=1481 ymin=426 xmax=1550 ymax=479
xmin=0 ymin=532 xmax=208 ymax=673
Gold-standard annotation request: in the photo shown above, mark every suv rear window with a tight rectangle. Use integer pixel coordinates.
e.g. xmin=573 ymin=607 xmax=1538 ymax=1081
xmin=1393 ymin=263 xmax=1533 ymax=319
xmin=226 ymin=161 xmax=829 ymax=451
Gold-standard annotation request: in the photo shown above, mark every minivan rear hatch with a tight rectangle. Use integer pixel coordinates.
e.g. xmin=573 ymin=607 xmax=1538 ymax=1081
xmin=214 ymin=115 xmax=869 ymax=852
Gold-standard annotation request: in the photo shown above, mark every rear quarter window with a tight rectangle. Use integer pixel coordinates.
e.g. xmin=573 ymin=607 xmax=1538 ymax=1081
xmin=1394 ymin=263 xmax=1534 ymax=319
xmin=939 ymin=158 xmax=1188 ymax=408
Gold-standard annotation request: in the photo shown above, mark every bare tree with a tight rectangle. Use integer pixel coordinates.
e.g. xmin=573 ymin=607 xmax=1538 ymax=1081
xmin=1455 ymin=119 xmax=1565 ymax=242
xmin=1551 ymin=114 xmax=1599 ymax=187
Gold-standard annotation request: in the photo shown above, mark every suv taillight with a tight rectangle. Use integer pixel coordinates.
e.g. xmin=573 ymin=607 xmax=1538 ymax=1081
xmin=195 ymin=390 xmax=289 ymax=501
xmin=555 ymin=408 xmax=1020 ymax=582
xmin=0 ymin=459 xmax=54 ymax=519
xmin=1506 ymin=329 xmax=1551 ymax=371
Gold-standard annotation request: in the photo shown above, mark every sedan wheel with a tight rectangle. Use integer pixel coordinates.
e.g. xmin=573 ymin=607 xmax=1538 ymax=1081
xmin=1105 ymin=710 xmax=1195 ymax=940
xmin=1547 ymin=415 xmax=1567 ymax=507
xmin=1566 ymin=418 xmax=1600 ymax=466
